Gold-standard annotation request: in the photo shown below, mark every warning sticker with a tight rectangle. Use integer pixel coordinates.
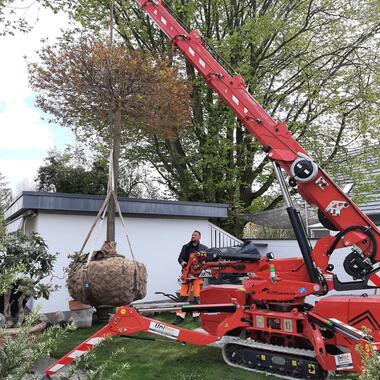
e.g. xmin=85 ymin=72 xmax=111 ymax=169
xmin=199 ymin=270 xmax=212 ymax=278
xmin=148 ymin=322 xmax=180 ymax=340
xmin=334 ymin=353 xmax=353 ymax=370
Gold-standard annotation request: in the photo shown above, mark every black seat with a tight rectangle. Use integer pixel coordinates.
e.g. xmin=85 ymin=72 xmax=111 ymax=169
xmin=206 ymin=241 xmax=261 ymax=262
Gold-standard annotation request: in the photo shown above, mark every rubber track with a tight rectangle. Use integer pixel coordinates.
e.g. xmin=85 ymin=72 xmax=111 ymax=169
xmin=219 ymin=336 xmax=331 ymax=380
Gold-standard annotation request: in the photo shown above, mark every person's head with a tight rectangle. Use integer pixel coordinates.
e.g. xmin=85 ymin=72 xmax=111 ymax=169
xmin=191 ymin=230 xmax=201 ymax=244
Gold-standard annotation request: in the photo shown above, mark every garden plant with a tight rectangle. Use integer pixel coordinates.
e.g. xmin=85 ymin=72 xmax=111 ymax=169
xmin=0 ymin=232 xmax=58 ymax=327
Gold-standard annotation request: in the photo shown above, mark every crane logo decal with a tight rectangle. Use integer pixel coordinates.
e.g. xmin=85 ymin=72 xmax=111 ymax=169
xmin=315 ymin=176 xmax=328 ymax=190
xmin=149 ymin=321 xmax=180 ymax=339
xmin=325 ymin=200 xmax=349 ymax=216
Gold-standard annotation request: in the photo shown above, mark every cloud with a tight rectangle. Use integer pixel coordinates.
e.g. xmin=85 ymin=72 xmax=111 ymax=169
xmin=0 ymin=101 xmax=53 ymax=149
xmin=0 ymin=158 xmax=42 ymax=192
xmin=0 ymin=5 xmax=72 ymax=190
xmin=0 ymin=6 xmax=69 ymax=102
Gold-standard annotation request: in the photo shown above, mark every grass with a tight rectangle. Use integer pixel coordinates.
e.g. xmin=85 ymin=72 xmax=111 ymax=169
xmin=52 ymin=313 xmax=359 ymax=380
xmin=52 ymin=313 xmax=274 ymax=380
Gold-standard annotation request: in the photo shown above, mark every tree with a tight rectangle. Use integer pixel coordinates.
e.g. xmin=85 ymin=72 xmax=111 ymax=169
xmin=29 ymin=35 xmax=191 ymax=240
xmin=36 ymin=148 xmax=109 ymax=195
xmin=29 ymin=36 xmax=191 ymax=139
xmin=0 ymin=174 xmax=11 ymax=209
xmin=0 ymin=174 xmax=11 ymax=244
xmin=57 ymin=0 xmax=380 ymax=236
xmin=0 ymin=0 xmax=56 ymax=35
xmin=36 ymin=145 xmax=166 ymax=199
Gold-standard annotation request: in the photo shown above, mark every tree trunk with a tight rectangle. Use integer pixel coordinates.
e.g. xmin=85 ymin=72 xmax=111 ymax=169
xmin=106 ymin=108 xmax=122 ymax=242
xmin=3 ymin=290 xmax=13 ymax=327
xmin=15 ymin=295 xmax=25 ymax=327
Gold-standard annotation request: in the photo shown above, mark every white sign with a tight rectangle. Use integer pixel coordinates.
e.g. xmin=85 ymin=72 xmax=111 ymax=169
xmin=148 ymin=321 xmax=180 ymax=340
xmin=334 ymin=353 xmax=353 ymax=370
xmin=199 ymin=270 xmax=212 ymax=278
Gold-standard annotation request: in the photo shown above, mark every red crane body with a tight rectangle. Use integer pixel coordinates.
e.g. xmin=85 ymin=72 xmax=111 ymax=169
xmin=43 ymin=1 xmax=380 ymax=379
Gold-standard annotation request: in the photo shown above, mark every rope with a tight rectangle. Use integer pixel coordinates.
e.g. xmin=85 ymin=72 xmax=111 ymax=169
xmin=107 ymin=146 xmax=138 ymax=295
xmin=107 ymin=145 xmax=136 ymax=262
xmin=80 ymin=191 xmax=112 ymax=261
xmin=78 ymin=147 xmax=136 ymax=264
xmin=111 ymin=190 xmax=136 ymax=262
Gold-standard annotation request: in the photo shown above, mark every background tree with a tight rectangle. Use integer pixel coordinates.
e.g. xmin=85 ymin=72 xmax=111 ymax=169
xmin=0 ymin=174 xmax=11 ymax=244
xmin=36 ymin=145 xmax=165 ymax=199
xmin=0 ymin=0 xmax=33 ymax=35
xmin=36 ymin=148 xmax=109 ymax=195
xmin=53 ymin=0 xmax=380 ymax=236
xmin=29 ymin=35 xmax=191 ymax=240
xmin=0 ymin=0 xmax=61 ymax=35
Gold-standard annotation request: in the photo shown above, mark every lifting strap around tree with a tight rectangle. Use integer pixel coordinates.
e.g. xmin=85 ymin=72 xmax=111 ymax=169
xmin=77 ymin=148 xmax=136 ymax=265
xmin=72 ymin=148 xmax=141 ymax=305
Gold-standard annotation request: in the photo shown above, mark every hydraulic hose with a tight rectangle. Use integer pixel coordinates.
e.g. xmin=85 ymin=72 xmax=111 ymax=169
xmin=326 ymin=225 xmax=377 ymax=262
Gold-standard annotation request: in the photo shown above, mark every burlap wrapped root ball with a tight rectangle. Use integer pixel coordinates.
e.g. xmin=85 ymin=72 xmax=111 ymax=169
xmin=68 ymin=249 xmax=147 ymax=306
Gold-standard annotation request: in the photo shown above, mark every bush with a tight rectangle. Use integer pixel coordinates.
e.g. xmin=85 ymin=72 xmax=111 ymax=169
xmin=0 ymin=233 xmax=58 ymax=327
xmin=0 ymin=311 xmax=75 ymax=380
xmin=357 ymin=328 xmax=380 ymax=380
xmin=60 ymin=341 xmax=129 ymax=380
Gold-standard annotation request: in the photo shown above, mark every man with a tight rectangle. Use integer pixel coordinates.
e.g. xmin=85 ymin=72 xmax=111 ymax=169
xmin=175 ymin=230 xmax=208 ymax=324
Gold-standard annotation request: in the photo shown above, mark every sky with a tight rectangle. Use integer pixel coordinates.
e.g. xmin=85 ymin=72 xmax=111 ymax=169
xmin=0 ymin=4 xmax=74 ymax=193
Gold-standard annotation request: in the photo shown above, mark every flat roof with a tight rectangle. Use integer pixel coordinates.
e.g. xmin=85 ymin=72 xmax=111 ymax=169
xmin=359 ymin=199 xmax=380 ymax=215
xmin=5 ymin=191 xmax=229 ymax=221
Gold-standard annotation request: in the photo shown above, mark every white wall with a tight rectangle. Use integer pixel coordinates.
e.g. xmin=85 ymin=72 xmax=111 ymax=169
xmin=252 ymin=239 xmax=316 ymax=259
xmin=26 ymin=213 xmax=211 ymax=313
xmin=25 ymin=216 xmax=376 ymax=313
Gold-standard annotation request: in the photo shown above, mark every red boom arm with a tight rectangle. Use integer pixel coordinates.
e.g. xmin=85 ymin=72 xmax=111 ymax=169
xmin=136 ymin=0 xmax=380 ymax=283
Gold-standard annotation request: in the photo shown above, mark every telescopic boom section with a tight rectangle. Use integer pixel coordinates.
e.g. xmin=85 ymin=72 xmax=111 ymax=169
xmin=137 ymin=0 xmax=380 ymax=257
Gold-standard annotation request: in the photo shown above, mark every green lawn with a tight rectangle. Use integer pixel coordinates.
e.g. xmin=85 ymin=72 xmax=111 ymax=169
xmin=52 ymin=314 xmax=357 ymax=380
xmin=52 ymin=314 xmax=275 ymax=380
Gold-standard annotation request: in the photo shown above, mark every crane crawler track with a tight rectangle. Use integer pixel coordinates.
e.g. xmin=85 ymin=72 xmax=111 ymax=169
xmin=220 ymin=337 xmax=331 ymax=380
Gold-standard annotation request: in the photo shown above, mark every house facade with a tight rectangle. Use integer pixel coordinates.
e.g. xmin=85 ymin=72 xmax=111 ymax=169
xmin=5 ymin=191 xmax=240 ymax=314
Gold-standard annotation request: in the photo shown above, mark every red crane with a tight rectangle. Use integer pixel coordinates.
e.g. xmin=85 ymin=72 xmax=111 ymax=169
xmin=42 ymin=1 xmax=380 ymax=379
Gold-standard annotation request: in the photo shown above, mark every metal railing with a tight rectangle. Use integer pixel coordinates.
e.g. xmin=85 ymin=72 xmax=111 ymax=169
xmin=208 ymin=222 xmax=243 ymax=248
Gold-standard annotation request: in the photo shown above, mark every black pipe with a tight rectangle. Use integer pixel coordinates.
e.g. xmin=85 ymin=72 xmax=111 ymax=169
xmin=287 ymin=207 xmax=320 ymax=284
xmin=181 ymin=303 xmax=237 ymax=313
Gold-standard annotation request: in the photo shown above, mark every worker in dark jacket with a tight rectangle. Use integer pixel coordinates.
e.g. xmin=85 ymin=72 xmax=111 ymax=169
xmin=175 ymin=230 xmax=208 ymax=324
xmin=178 ymin=230 xmax=208 ymax=268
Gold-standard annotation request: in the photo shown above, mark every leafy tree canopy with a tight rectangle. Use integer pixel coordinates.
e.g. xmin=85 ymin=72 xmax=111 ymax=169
xmin=35 ymin=145 xmax=166 ymax=199
xmin=0 ymin=0 xmax=60 ymax=35
xmin=36 ymin=147 xmax=109 ymax=195
xmin=28 ymin=35 xmax=191 ymax=140
xmin=43 ymin=0 xmax=380 ymax=235
xmin=28 ymin=32 xmax=193 ymax=240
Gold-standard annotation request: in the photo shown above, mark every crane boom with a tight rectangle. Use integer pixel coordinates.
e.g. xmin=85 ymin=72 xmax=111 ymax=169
xmin=41 ymin=3 xmax=380 ymax=379
xmin=137 ymin=0 xmax=378 ymax=232
xmin=137 ymin=0 xmax=380 ymax=288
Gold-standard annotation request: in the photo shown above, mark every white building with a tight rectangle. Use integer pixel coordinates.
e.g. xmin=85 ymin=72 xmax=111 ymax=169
xmin=5 ymin=191 xmax=241 ymax=314
xmin=6 ymin=192 xmax=379 ymax=314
